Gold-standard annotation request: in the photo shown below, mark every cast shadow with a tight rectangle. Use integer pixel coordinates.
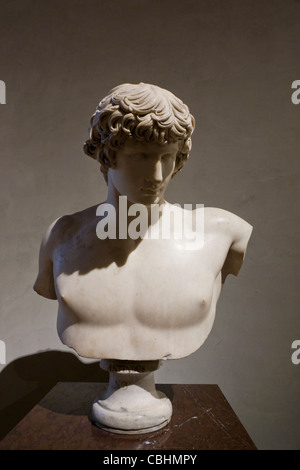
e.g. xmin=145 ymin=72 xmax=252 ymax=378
xmin=0 ymin=350 xmax=108 ymax=440
xmin=36 ymin=381 xmax=174 ymax=425
xmin=47 ymin=205 xmax=166 ymax=276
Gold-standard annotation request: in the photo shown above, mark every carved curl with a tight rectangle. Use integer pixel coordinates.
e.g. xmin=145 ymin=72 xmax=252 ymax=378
xmin=83 ymin=83 xmax=195 ymax=182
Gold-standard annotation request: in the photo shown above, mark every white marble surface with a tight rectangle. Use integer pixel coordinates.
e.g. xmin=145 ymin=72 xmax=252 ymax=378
xmin=34 ymin=83 xmax=252 ymax=361
xmin=92 ymin=359 xmax=172 ymax=434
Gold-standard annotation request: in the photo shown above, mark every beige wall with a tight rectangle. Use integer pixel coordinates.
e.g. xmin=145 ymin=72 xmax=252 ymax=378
xmin=0 ymin=0 xmax=299 ymax=449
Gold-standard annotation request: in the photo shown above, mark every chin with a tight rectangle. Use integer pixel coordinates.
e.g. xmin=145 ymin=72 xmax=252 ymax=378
xmin=141 ymin=195 xmax=162 ymax=206
xmin=126 ymin=193 xmax=161 ymax=206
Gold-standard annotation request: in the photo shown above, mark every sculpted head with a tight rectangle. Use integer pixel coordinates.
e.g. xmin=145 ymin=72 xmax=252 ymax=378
xmin=83 ymin=83 xmax=195 ymax=182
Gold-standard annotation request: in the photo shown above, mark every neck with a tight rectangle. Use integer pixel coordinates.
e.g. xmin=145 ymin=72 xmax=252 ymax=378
xmin=105 ymin=185 xmax=167 ymax=238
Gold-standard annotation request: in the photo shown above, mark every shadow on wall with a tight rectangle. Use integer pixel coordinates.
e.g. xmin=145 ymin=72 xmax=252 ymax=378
xmin=0 ymin=351 xmax=108 ymax=440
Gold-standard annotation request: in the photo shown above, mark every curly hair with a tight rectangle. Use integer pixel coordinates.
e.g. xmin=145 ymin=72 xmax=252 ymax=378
xmin=83 ymin=83 xmax=195 ymax=182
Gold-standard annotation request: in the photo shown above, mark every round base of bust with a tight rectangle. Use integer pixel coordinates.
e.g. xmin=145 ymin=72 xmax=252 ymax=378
xmin=93 ymin=416 xmax=171 ymax=435
xmin=91 ymin=359 xmax=172 ymax=435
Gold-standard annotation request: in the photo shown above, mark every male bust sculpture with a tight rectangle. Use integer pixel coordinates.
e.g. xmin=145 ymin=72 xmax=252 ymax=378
xmin=34 ymin=82 xmax=252 ymax=362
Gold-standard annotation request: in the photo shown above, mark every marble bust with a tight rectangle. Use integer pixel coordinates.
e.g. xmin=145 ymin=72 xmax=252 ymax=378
xmin=34 ymin=83 xmax=252 ymax=433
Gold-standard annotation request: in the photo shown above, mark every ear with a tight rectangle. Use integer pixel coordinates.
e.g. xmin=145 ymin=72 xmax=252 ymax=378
xmin=98 ymin=152 xmax=117 ymax=170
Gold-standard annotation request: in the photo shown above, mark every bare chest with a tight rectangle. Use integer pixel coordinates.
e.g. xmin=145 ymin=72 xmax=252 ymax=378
xmin=54 ymin=238 xmax=222 ymax=328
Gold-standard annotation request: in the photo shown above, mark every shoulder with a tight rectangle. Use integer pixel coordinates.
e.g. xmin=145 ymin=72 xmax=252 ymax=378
xmin=204 ymin=207 xmax=253 ymax=246
xmin=204 ymin=207 xmax=253 ymax=282
xmin=204 ymin=206 xmax=250 ymax=227
xmin=33 ymin=205 xmax=99 ymax=300
xmin=42 ymin=204 xmax=99 ymax=253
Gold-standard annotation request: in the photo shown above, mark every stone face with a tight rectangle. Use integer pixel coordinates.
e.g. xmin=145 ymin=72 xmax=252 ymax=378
xmin=34 ymin=82 xmax=253 ymax=361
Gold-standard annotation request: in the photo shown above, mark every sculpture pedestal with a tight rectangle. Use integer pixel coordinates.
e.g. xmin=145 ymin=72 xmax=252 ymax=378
xmin=0 ymin=383 xmax=257 ymax=450
xmin=91 ymin=359 xmax=172 ymax=434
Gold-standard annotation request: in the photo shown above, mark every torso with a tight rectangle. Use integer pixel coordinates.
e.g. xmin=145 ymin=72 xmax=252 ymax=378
xmin=50 ymin=204 xmax=236 ymax=360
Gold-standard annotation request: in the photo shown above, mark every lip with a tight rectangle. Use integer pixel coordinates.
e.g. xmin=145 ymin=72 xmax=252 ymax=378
xmin=141 ymin=187 xmax=162 ymax=195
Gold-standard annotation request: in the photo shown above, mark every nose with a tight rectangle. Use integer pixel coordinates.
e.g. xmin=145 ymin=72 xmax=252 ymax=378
xmin=148 ymin=159 xmax=163 ymax=184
